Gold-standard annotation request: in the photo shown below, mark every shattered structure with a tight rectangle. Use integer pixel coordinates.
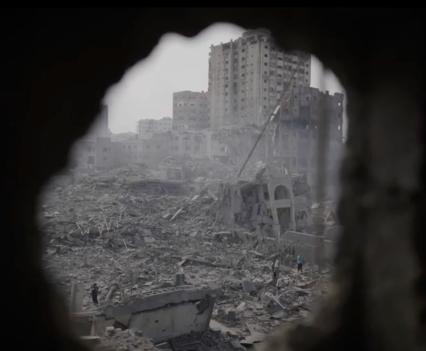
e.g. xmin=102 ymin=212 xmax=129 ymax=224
xmin=220 ymin=165 xmax=312 ymax=237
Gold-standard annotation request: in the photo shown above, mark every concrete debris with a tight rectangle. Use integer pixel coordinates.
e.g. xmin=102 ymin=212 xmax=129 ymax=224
xmin=41 ymin=162 xmax=334 ymax=351
xmin=97 ymin=328 xmax=156 ymax=351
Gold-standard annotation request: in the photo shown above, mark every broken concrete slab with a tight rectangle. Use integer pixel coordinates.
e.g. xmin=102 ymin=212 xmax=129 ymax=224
xmin=103 ymin=286 xmax=221 ymax=343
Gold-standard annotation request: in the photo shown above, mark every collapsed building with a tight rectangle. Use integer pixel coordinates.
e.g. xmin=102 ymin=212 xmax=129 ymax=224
xmin=219 ymin=165 xmax=312 ymax=237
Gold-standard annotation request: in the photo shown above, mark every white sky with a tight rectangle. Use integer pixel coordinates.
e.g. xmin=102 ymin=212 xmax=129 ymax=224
xmin=105 ymin=23 xmax=345 ymax=134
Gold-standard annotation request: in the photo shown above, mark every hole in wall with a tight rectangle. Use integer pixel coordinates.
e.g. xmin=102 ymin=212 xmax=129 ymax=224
xmin=39 ymin=23 xmax=347 ymax=337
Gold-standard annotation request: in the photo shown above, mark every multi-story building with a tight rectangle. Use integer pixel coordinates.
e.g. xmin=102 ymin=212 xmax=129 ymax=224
xmin=208 ymin=28 xmax=311 ymax=129
xmin=73 ymin=136 xmax=122 ymax=170
xmin=172 ymin=91 xmax=209 ymax=131
xmin=138 ymin=117 xmax=172 ymax=138
xmin=274 ymin=87 xmax=344 ymax=185
xmin=121 ymin=132 xmax=173 ymax=168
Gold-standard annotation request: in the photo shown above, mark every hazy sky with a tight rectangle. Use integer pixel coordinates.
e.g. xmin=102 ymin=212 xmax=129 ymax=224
xmin=105 ymin=23 xmax=345 ymax=134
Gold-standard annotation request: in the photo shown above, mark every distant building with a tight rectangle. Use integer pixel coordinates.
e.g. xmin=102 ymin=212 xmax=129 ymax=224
xmin=121 ymin=132 xmax=172 ymax=168
xmin=138 ymin=117 xmax=172 ymax=138
xmin=172 ymin=91 xmax=209 ymax=131
xmin=274 ymin=87 xmax=344 ymax=185
xmin=73 ymin=136 xmax=122 ymax=170
xmin=208 ymin=29 xmax=311 ymax=129
xmin=111 ymin=132 xmax=137 ymax=142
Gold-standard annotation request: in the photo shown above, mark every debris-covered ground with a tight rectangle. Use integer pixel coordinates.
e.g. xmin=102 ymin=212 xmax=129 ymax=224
xmin=40 ymin=162 xmax=333 ymax=347
xmin=98 ymin=328 xmax=157 ymax=351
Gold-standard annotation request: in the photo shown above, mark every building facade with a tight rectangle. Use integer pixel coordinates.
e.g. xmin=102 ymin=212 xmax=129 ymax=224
xmin=138 ymin=117 xmax=172 ymax=138
xmin=73 ymin=136 xmax=122 ymax=170
xmin=121 ymin=132 xmax=173 ymax=168
xmin=172 ymin=91 xmax=209 ymax=131
xmin=274 ymin=87 xmax=344 ymax=185
xmin=208 ymin=29 xmax=311 ymax=129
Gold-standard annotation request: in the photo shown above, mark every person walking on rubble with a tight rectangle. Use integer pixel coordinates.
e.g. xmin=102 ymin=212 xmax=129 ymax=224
xmin=297 ymin=255 xmax=304 ymax=273
xmin=91 ymin=283 xmax=99 ymax=305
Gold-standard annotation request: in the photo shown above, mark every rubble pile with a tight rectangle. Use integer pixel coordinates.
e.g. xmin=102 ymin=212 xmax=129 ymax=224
xmin=39 ymin=171 xmax=223 ymax=250
xmin=45 ymin=226 xmax=330 ymax=334
xmin=41 ymin=163 xmax=333 ymax=350
xmin=160 ymin=155 xmax=260 ymax=182
xmin=98 ymin=328 xmax=156 ymax=351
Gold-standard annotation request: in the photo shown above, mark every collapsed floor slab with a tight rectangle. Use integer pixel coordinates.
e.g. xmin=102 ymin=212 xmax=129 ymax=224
xmin=96 ymin=286 xmax=222 ymax=343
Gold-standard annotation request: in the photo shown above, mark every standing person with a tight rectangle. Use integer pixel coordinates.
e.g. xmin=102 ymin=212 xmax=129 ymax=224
xmin=91 ymin=283 xmax=99 ymax=305
xmin=297 ymin=255 xmax=304 ymax=273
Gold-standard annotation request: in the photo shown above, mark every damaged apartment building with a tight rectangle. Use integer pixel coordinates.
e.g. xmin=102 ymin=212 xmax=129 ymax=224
xmin=172 ymin=90 xmax=210 ymax=131
xmin=273 ymin=87 xmax=344 ymax=191
xmin=208 ymin=28 xmax=311 ymax=129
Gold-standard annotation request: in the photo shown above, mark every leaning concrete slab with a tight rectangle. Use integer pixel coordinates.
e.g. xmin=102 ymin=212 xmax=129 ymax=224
xmin=102 ymin=286 xmax=222 ymax=343
xmin=104 ymin=286 xmax=222 ymax=318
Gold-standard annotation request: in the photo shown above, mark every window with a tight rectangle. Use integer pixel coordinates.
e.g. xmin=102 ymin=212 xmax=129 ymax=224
xmin=264 ymin=45 xmax=269 ymax=49
xmin=264 ymin=62 xmax=268 ymax=66
xmin=264 ymin=54 xmax=268 ymax=58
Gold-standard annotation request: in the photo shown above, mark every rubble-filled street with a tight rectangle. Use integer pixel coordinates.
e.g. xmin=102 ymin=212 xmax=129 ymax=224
xmin=40 ymin=159 xmax=335 ymax=351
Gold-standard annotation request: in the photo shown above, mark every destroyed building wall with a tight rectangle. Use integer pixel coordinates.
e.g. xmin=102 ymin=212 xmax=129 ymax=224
xmin=208 ymin=29 xmax=311 ymax=129
xmin=172 ymin=91 xmax=210 ymax=131
xmin=276 ymin=87 xmax=344 ymax=186
xmin=121 ymin=132 xmax=173 ymax=168
xmin=171 ymin=131 xmax=209 ymax=157
xmin=72 ymin=136 xmax=122 ymax=170
xmin=230 ymin=169 xmax=313 ymax=235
